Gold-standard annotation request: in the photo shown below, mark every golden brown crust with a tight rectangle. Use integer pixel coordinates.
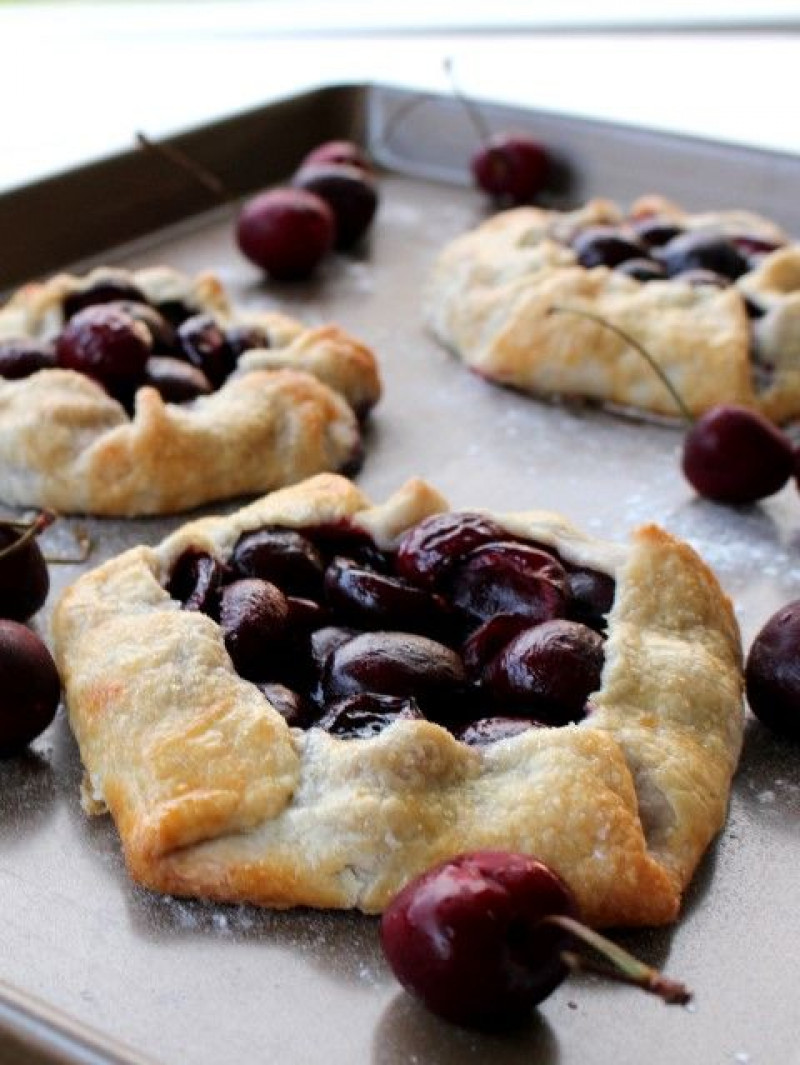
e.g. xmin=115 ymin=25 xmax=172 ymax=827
xmin=425 ymin=197 xmax=799 ymax=422
xmin=0 ymin=267 xmax=381 ymax=515
xmin=54 ymin=475 xmax=744 ymax=927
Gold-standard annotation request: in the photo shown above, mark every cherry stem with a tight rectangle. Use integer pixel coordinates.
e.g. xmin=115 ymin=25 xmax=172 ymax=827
xmin=443 ymin=57 xmax=492 ymax=146
xmin=544 ymin=915 xmax=692 ymax=1006
xmin=136 ymin=132 xmax=233 ymax=207
xmin=0 ymin=511 xmax=55 ymax=563
xmin=547 ymin=304 xmax=693 ymax=424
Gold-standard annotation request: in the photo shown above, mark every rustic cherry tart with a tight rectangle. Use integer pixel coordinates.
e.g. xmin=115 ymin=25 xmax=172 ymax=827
xmin=53 ymin=474 xmax=743 ymax=927
xmin=425 ymin=193 xmax=800 ymax=422
xmin=0 ymin=266 xmax=380 ymax=514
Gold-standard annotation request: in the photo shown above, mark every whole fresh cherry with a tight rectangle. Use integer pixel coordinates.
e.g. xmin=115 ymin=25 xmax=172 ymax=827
xmin=471 ymin=134 xmax=549 ymax=205
xmin=381 ymin=850 xmax=690 ymax=1029
xmin=381 ymin=851 xmax=578 ymax=1028
xmin=0 ymin=518 xmax=50 ymax=622
xmin=236 ymin=188 xmax=335 ymax=280
xmin=745 ymin=601 xmax=800 ymax=740
xmin=0 ymin=621 xmax=61 ymax=756
xmin=682 ymin=405 xmax=794 ymax=505
xmin=291 ymin=164 xmax=378 ymax=250
xmin=0 ymin=339 xmax=57 ymax=380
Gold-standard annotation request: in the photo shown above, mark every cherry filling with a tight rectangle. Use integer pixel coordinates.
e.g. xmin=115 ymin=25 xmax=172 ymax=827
xmin=166 ymin=512 xmax=615 ymax=743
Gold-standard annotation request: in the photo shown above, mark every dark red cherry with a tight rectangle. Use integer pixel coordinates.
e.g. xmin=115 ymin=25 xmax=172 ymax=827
xmin=448 ymin=543 xmax=568 ymax=625
xmin=166 ymin=549 xmax=227 ymax=614
xmin=231 ymin=528 xmax=324 ymax=599
xmin=380 ymin=851 xmax=578 ymax=1028
xmin=323 ymin=557 xmax=450 ymax=637
xmin=56 ymin=305 xmax=151 ymax=391
xmin=471 ymin=134 xmax=549 ymax=205
xmin=62 ymin=279 xmax=147 ymax=319
xmin=153 ymin=299 xmax=195 ymax=328
xmin=236 ymin=187 xmax=335 ymax=280
xmin=572 ymin=227 xmax=646 ymax=269
xmin=257 ymin=681 xmax=315 ymax=729
xmin=0 ymin=339 xmax=56 ymax=380
xmin=301 ymin=140 xmax=373 ymax=175
xmin=177 ymin=314 xmax=236 ymax=388
xmin=291 ymin=164 xmax=378 ymax=250
xmin=630 ymin=218 xmax=684 ymax=248
xmin=324 ymin=631 xmax=469 ymax=719
xmin=461 ymin=614 xmax=533 ymax=678
xmin=658 ymin=231 xmax=748 ymax=281
xmin=486 ymin=620 xmax=604 ymax=725
xmin=225 ymin=324 xmax=270 ymax=358
xmin=286 ymin=596 xmax=327 ymax=633
xmin=745 ymin=601 xmax=800 ymax=740
xmin=566 ymin=566 xmax=616 ymax=630
xmin=731 ymin=233 xmax=784 ymax=258
xmin=0 ymin=521 xmax=50 ymax=622
xmin=316 ymin=692 xmax=423 ymax=739
xmin=615 ymin=258 xmax=665 ymax=282
xmin=219 ymin=578 xmax=290 ymax=680
xmin=0 ymin=621 xmax=61 ymax=756
xmin=305 ymin=521 xmax=393 ymax=573
xmin=396 ymin=512 xmax=510 ymax=589
xmin=143 ymin=357 xmax=213 ymax=403
xmin=456 ymin=716 xmax=539 ymax=746
xmin=682 ymin=405 xmax=794 ymax=504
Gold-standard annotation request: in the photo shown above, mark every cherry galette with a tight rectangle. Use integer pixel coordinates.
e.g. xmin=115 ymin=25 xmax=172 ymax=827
xmin=54 ymin=474 xmax=743 ymax=926
xmin=426 ymin=194 xmax=800 ymax=422
xmin=0 ymin=266 xmax=380 ymax=514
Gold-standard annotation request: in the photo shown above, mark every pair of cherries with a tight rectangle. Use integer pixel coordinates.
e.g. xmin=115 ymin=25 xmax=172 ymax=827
xmin=236 ymin=140 xmax=379 ymax=280
xmin=0 ymin=515 xmax=61 ymax=756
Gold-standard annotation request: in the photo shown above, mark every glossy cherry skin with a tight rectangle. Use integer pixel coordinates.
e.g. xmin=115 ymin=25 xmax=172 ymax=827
xmin=681 ymin=405 xmax=794 ymax=504
xmin=291 ymin=164 xmax=378 ymax=250
xmin=301 ymin=140 xmax=373 ymax=174
xmin=461 ymin=614 xmax=533 ymax=677
xmin=62 ymin=279 xmax=147 ymax=319
xmin=324 ymin=557 xmax=451 ymax=637
xmin=231 ymin=528 xmax=325 ymax=599
xmin=219 ymin=578 xmax=290 ymax=680
xmin=166 ymin=549 xmax=228 ymax=614
xmin=143 ymin=357 xmax=213 ymax=403
xmin=396 ymin=512 xmax=511 ymax=589
xmin=106 ymin=300 xmax=178 ymax=354
xmin=486 ymin=620 xmax=604 ymax=725
xmin=257 ymin=681 xmax=316 ymax=729
xmin=745 ymin=601 xmax=800 ymax=740
xmin=572 ymin=227 xmax=646 ymax=269
xmin=316 ymin=692 xmax=423 ymax=739
xmin=0 ymin=523 xmax=50 ymax=622
xmin=456 ymin=716 xmax=538 ymax=746
xmin=658 ymin=231 xmax=749 ymax=281
xmin=177 ymin=314 xmax=236 ymax=388
xmin=324 ymin=631 xmax=469 ymax=719
xmin=566 ymin=566 xmax=616 ymax=631
xmin=236 ymin=187 xmax=335 ymax=280
xmin=0 ymin=621 xmax=61 ymax=756
xmin=448 ymin=542 xmax=568 ymax=625
xmin=380 ymin=851 xmax=579 ymax=1028
xmin=56 ymin=305 xmax=151 ymax=392
xmin=310 ymin=624 xmax=358 ymax=676
xmin=226 ymin=324 xmax=270 ymax=358
xmin=0 ymin=339 xmax=56 ymax=380
xmin=471 ymin=134 xmax=549 ymax=205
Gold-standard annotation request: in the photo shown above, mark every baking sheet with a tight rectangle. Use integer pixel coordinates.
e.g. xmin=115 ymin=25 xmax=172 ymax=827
xmin=1 ymin=86 xmax=799 ymax=1065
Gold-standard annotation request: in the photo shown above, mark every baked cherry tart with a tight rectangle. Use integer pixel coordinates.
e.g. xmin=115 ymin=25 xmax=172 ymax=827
xmin=53 ymin=474 xmax=743 ymax=927
xmin=0 ymin=266 xmax=380 ymax=515
xmin=426 ymin=193 xmax=800 ymax=423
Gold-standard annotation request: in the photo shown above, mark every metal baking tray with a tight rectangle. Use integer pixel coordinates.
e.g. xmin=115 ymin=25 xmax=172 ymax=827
xmin=2 ymin=83 xmax=799 ymax=1065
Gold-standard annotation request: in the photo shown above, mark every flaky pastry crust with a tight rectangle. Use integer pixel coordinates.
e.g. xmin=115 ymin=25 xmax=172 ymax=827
xmin=0 ymin=267 xmax=381 ymax=514
xmin=425 ymin=195 xmax=799 ymax=422
xmin=53 ymin=474 xmax=744 ymax=927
